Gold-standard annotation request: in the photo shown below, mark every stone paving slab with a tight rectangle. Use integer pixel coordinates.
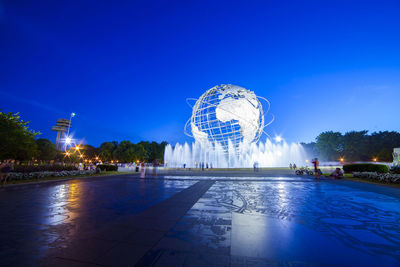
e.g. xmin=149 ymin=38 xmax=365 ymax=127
xmin=0 ymin=177 xmax=197 ymax=266
xmin=138 ymin=179 xmax=400 ymax=266
xmin=40 ymin=180 xmax=215 ymax=266
xmin=1 ymin=173 xmax=400 ymax=266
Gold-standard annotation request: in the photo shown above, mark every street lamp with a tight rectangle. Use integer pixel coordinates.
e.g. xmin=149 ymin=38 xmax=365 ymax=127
xmin=67 ymin=112 xmax=76 ymax=137
xmin=65 ymin=136 xmax=72 ymax=145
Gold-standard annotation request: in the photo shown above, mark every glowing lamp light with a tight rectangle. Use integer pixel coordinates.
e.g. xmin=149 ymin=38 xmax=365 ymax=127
xmin=274 ymin=135 xmax=283 ymax=143
xmin=340 ymin=158 xmax=344 ymax=162
xmin=65 ymin=136 xmax=72 ymax=145
xmin=373 ymin=158 xmax=377 ymax=162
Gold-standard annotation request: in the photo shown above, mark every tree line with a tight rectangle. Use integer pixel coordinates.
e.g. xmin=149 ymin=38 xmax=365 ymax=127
xmin=0 ymin=111 xmax=167 ymax=162
xmin=302 ymin=131 xmax=400 ymax=162
xmin=1 ymin=111 xmax=399 ymax=163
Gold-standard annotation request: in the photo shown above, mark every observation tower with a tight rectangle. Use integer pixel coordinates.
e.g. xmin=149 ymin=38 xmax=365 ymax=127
xmin=51 ymin=119 xmax=71 ymax=150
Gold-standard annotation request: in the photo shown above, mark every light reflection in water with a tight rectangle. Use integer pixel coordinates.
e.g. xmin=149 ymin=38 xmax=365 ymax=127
xmin=44 ymin=182 xmax=82 ymax=226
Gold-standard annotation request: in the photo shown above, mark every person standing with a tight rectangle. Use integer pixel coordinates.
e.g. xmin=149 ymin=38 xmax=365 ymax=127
xmin=312 ymin=158 xmax=322 ymax=179
xmin=153 ymin=159 xmax=159 ymax=178
xmin=0 ymin=160 xmax=13 ymax=185
xmin=140 ymin=162 xmax=146 ymax=178
xmin=312 ymin=158 xmax=319 ymax=172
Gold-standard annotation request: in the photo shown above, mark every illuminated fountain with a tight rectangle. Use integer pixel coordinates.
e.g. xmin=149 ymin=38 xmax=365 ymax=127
xmin=164 ymin=140 xmax=307 ymax=168
xmin=164 ymin=84 xmax=307 ymax=168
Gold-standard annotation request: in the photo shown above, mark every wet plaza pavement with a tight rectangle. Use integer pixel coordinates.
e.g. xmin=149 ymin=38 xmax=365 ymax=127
xmin=0 ymin=173 xmax=400 ymax=266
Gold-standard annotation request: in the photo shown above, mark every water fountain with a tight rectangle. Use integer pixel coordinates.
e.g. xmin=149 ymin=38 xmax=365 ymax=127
xmin=164 ymin=139 xmax=307 ymax=168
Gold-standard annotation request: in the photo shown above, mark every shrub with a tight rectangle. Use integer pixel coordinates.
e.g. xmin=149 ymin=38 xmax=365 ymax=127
xmin=7 ymin=170 xmax=95 ymax=181
xmin=96 ymin=164 xmax=118 ymax=172
xmin=343 ymin=163 xmax=389 ymax=173
xmin=353 ymin=172 xmax=400 ymax=183
xmin=390 ymin=166 xmax=400 ymax=174
xmin=11 ymin=165 xmax=78 ymax=173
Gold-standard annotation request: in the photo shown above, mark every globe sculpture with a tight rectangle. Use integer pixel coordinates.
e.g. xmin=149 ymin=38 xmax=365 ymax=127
xmin=184 ymin=84 xmax=272 ymax=152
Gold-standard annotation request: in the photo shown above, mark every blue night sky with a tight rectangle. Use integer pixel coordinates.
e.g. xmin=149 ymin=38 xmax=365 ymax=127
xmin=1 ymin=0 xmax=400 ymax=146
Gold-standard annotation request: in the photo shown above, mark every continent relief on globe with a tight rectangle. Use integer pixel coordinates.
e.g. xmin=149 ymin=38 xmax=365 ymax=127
xmin=216 ymin=95 xmax=260 ymax=143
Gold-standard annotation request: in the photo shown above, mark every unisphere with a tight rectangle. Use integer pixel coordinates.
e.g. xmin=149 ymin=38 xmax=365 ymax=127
xmin=165 ymin=84 xmax=307 ymax=168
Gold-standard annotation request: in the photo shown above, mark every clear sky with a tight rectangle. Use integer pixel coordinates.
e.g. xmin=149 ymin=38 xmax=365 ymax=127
xmin=1 ymin=0 xmax=400 ymax=146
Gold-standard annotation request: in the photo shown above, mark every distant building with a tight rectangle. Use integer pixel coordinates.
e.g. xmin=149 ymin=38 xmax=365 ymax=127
xmin=51 ymin=119 xmax=71 ymax=150
xmin=393 ymin=148 xmax=400 ymax=166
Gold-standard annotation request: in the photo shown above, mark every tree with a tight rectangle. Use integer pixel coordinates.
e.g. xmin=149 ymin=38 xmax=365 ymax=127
xmin=36 ymin=138 xmax=58 ymax=161
xmin=113 ymin=140 xmax=136 ymax=162
xmin=103 ymin=140 xmax=167 ymax=163
xmin=135 ymin=141 xmax=167 ymax=162
xmin=300 ymin=142 xmax=318 ymax=158
xmin=343 ymin=131 xmax=369 ymax=161
xmin=315 ymin=131 xmax=343 ymax=161
xmin=80 ymin=145 xmax=98 ymax=159
xmin=137 ymin=141 xmax=151 ymax=161
xmin=0 ymin=112 xmax=39 ymax=160
xmin=99 ymin=141 xmax=118 ymax=161
xmin=304 ymin=130 xmax=400 ymax=162
xmin=158 ymin=141 xmax=168 ymax=162
xmin=131 ymin=143 xmax=147 ymax=162
xmin=369 ymin=131 xmax=400 ymax=162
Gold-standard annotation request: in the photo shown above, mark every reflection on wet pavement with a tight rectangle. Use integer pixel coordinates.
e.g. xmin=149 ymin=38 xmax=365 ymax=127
xmin=1 ymin=174 xmax=400 ymax=266
xmin=141 ymin=178 xmax=400 ymax=266
xmin=0 ymin=177 xmax=195 ymax=266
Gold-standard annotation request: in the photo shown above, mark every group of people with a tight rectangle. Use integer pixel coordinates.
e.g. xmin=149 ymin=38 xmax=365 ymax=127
xmin=312 ymin=158 xmax=344 ymax=179
xmin=292 ymin=158 xmax=344 ymax=179
xmin=194 ymin=162 xmax=212 ymax=170
xmin=139 ymin=159 xmax=160 ymax=178
xmin=289 ymin=163 xmax=297 ymax=170
xmin=78 ymin=163 xmax=97 ymax=171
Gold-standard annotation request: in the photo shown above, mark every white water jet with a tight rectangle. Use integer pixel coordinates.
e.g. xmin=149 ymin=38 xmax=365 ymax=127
xmin=164 ymin=139 xmax=307 ymax=168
